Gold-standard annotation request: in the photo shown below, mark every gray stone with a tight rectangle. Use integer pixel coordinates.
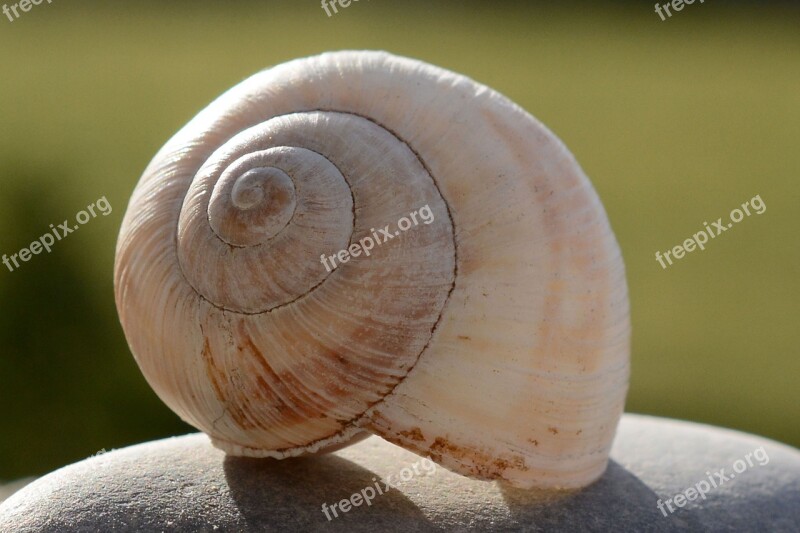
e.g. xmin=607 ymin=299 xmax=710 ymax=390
xmin=0 ymin=478 xmax=35 ymax=505
xmin=1 ymin=414 xmax=798 ymax=532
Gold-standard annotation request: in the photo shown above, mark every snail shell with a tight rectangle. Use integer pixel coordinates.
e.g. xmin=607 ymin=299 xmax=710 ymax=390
xmin=114 ymin=50 xmax=630 ymax=489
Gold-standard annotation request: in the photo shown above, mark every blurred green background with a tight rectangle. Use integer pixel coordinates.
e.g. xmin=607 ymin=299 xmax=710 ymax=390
xmin=0 ymin=1 xmax=798 ymax=481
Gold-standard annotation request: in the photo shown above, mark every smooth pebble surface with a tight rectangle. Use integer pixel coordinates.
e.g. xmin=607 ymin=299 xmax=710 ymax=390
xmin=1 ymin=414 xmax=799 ymax=532
xmin=0 ymin=478 xmax=34 ymax=505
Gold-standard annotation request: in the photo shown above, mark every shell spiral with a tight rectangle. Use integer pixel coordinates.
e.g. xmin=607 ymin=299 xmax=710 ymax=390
xmin=114 ymin=51 xmax=630 ymax=489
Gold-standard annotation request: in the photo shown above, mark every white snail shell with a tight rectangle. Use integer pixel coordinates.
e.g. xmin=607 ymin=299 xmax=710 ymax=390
xmin=114 ymin=50 xmax=630 ymax=489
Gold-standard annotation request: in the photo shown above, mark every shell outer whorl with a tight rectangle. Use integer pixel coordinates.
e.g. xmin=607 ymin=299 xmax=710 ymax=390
xmin=113 ymin=50 xmax=630 ymax=490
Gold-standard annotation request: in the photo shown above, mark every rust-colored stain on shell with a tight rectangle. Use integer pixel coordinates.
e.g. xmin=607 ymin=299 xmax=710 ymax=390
xmin=202 ymin=336 xmax=257 ymax=430
xmin=424 ymin=436 xmax=529 ymax=479
xmin=237 ymin=328 xmax=320 ymax=426
xmin=398 ymin=427 xmax=426 ymax=442
xmin=201 ymin=337 xmax=224 ymax=402
xmin=366 ymin=414 xmax=530 ymax=480
xmin=428 ymin=436 xmax=528 ymax=479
